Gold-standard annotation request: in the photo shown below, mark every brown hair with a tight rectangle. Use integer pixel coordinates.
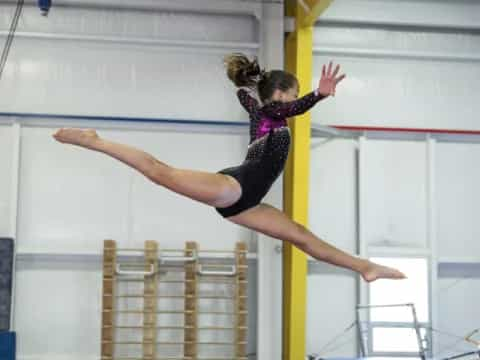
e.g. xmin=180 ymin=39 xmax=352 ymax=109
xmin=224 ymin=53 xmax=298 ymax=103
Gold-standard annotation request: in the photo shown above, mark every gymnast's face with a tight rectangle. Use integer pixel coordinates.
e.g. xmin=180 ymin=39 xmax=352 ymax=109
xmin=271 ymin=85 xmax=299 ymax=103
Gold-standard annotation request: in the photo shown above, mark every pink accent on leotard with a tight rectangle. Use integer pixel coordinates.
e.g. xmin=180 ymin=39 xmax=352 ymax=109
xmin=256 ymin=117 xmax=287 ymax=139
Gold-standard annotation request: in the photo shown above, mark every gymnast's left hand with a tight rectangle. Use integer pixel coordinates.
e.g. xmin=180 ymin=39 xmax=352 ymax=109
xmin=318 ymin=61 xmax=346 ymax=97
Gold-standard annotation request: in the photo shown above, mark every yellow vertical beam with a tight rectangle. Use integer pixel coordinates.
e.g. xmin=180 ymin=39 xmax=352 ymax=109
xmin=283 ymin=25 xmax=312 ymax=360
xmin=283 ymin=1 xmax=333 ymax=359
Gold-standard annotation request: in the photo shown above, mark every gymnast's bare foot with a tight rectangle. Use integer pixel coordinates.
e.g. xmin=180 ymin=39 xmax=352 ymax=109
xmin=53 ymin=128 xmax=99 ymax=148
xmin=362 ymin=261 xmax=407 ymax=282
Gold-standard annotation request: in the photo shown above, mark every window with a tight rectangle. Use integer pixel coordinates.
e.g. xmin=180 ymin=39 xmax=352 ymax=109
xmin=366 ymin=257 xmax=430 ymax=357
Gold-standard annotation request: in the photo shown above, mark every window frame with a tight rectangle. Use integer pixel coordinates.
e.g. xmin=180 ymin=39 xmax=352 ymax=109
xmin=364 ymin=254 xmax=433 ymax=358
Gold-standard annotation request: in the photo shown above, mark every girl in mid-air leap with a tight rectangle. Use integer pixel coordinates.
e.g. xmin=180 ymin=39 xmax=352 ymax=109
xmin=53 ymin=53 xmax=405 ymax=282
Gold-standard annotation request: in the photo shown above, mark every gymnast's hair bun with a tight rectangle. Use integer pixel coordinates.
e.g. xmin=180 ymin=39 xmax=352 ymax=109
xmin=224 ymin=53 xmax=264 ymax=87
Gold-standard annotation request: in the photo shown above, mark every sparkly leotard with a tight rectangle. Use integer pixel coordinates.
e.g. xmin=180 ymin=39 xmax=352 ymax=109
xmin=215 ymin=87 xmax=326 ymax=218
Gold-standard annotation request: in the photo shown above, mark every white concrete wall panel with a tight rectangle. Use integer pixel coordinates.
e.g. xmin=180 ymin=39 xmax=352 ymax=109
xmin=307 ymin=1 xmax=480 ymax=358
xmin=435 ymin=142 xmax=480 ymax=261
xmin=15 ymin=262 xmax=102 ymax=360
xmin=307 ymin=139 xmax=358 ymax=357
xmin=360 ymin=140 xmax=428 ymax=248
xmin=313 ymin=4 xmax=480 ymax=130
xmin=0 ymin=5 xmax=257 ymax=43
xmin=321 ymin=0 xmax=480 ymax=30
xmin=0 ymin=4 xmax=258 ymax=120
xmin=309 ymin=138 xmax=357 ymax=253
xmin=436 ymin=275 xmax=480 ymax=359
xmin=17 ymin=126 xmax=250 ymax=253
xmin=307 ymin=268 xmax=357 ymax=358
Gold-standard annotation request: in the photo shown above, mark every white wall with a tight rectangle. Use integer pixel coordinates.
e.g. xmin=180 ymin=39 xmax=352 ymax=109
xmin=11 ymin=124 xmax=257 ymax=360
xmin=434 ymin=142 xmax=480 ymax=358
xmin=361 ymin=139 xmax=429 ymax=249
xmin=4 ymin=0 xmax=480 ymax=359
xmin=436 ymin=142 xmax=480 ymax=261
xmin=17 ymin=125 xmax=250 ymax=253
xmin=311 ymin=0 xmax=480 ymax=130
xmin=307 ymin=1 xmax=480 ymax=357
xmin=0 ymin=2 xmax=258 ymax=120
xmin=437 ymin=264 xmax=480 ymax=359
xmin=15 ymin=259 xmax=102 ymax=360
xmin=308 ymin=134 xmax=480 ymax=358
xmin=0 ymin=1 xmax=284 ymax=359
xmin=307 ymin=138 xmax=358 ymax=357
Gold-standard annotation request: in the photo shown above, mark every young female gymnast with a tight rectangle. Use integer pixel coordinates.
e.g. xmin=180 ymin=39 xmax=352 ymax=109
xmin=53 ymin=53 xmax=405 ymax=282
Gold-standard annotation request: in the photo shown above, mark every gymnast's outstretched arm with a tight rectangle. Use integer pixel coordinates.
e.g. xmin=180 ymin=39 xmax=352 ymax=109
xmin=260 ymin=90 xmax=326 ymax=119
xmin=261 ymin=61 xmax=346 ymax=119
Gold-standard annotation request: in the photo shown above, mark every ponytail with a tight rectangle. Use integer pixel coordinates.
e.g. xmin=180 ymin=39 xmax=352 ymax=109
xmin=224 ymin=53 xmax=298 ymax=103
xmin=224 ymin=53 xmax=265 ymax=87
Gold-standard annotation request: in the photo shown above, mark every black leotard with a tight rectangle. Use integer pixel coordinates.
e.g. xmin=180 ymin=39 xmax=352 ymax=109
xmin=215 ymin=87 xmax=326 ymax=218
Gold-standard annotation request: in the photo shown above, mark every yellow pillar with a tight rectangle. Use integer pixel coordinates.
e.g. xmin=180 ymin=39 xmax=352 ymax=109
xmin=283 ymin=1 xmax=333 ymax=359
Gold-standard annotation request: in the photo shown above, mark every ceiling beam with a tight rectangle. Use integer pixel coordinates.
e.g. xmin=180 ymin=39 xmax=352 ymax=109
xmin=301 ymin=0 xmax=334 ymax=27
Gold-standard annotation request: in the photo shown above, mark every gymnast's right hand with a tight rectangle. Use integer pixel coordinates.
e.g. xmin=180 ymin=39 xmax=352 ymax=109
xmin=318 ymin=61 xmax=346 ymax=97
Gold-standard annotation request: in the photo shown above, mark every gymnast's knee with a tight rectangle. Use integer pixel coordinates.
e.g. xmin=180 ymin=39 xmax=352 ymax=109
xmin=146 ymin=161 xmax=175 ymax=185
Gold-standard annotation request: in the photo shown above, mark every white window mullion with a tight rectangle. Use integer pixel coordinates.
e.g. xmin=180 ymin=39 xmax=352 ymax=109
xmin=427 ymin=136 xmax=439 ymax=357
xmin=357 ymin=136 xmax=369 ymax=357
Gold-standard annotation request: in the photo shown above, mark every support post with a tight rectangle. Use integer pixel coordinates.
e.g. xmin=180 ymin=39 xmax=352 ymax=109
xmin=283 ymin=1 xmax=334 ymax=359
xmin=143 ymin=240 xmax=158 ymax=360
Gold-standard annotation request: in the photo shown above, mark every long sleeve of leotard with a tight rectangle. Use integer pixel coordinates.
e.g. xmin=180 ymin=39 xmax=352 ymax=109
xmin=260 ymin=90 xmax=326 ymax=119
xmin=237 ymin=88 xmax=259 ymax=115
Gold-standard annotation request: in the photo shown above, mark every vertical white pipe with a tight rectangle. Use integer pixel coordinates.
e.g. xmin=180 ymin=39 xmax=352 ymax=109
xmin=257 ymin=2 xmax=284 ymax=359
xmin=357 ymin=136 xmax=369 ymax=305
xmin=426 ymin=136 xmax=438 ymax=356
xmin=357 ymin=136 xmax=369 ymax=355
xmin=9 ymin=122 xmax=21 ymax=330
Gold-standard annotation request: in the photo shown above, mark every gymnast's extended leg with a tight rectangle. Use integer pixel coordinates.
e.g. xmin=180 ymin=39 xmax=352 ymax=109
xmin=227 ymin=203 xmax=405 ymax=282
xmin=52 ymin=128 xmax=242 ymax=208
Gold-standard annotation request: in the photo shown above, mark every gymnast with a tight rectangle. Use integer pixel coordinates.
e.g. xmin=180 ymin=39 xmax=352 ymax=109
xmin=53 ymin=53 xmax=405 ymax=282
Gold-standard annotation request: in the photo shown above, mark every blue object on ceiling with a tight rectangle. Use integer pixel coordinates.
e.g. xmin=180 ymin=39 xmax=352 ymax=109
xmin=38 ymin=0 xmax=52 ymax=16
